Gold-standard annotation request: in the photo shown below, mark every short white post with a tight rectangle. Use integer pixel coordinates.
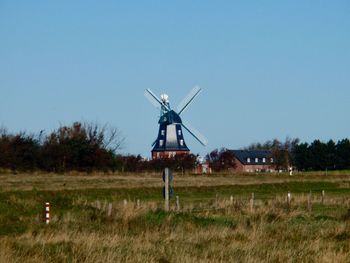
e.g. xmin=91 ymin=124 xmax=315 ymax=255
xmin=123 ymin=199 xmax=128 ymax=206
xmin=321 ymin=190 xmax=325 ymax=205
xmin=137 ymin=199 xmax=140 ymax=208
xmin=287 ymin=192 xmax=292 ymax=207
xmin=44 ymin=202 xmax=50 ymax=224
xmin=230 ymin=195 xmax=233 ymax=205
xmin=107 ymin=203 xmax=113 ymax=217
xmin=96 ymin=200 xmax=101 ymax=210
xmin=176 ymin=195 xmax=180 ymax=212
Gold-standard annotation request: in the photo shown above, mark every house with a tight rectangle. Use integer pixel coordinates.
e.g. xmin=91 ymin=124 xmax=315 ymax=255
xmin=230 ymin=150 xmax=275 ymax=172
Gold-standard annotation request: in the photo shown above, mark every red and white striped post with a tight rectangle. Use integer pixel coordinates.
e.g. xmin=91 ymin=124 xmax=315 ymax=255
xmin=44 ymin=202 xmax=50 ymax=224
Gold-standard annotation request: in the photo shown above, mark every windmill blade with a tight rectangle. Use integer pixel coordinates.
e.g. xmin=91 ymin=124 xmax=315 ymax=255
xmin=152 ymin=138 xmax=157 ymax=147
xmin=181 ymin=121 xmax=208 ymax=146
xmin=145 ymin=90 xmax=161 ymax=110
xmin=177 ymin=86 xmax=202 ymax=115
xmin=144 ymin=89 xmax=170 ymax=111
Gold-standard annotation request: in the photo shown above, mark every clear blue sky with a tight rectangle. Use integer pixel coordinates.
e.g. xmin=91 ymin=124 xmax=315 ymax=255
xmin=1 ymin=1 xmax=349 ymax=157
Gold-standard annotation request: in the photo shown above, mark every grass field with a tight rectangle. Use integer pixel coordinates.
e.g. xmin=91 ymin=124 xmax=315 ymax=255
xmin=0 ymin=172 xmax=349 ymax=262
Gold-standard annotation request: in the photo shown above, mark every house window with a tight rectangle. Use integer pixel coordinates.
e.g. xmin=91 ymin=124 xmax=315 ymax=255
xmin=161 ymin=130 xmax=165 ymax=136
xmin=159 ymin=140 xmax=163 ymax=146
xmin=263 ymin=158 xmax=266 ymax=163
xmin=178 ymin=130 xmax=182 ymax=136
xmin=270 ymin=158 xmax=274 ymax=163
xmin=180 ymin=139 xmax=184 ymax=146
xmin=247 ymin=158 xmax=251 ymax=163
xmin=255 ymin=158 xmax=258 ymax=163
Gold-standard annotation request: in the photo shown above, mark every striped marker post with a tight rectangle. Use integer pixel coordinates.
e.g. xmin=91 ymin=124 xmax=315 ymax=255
xmin=44 ymin=202 xmax=50 ymax=224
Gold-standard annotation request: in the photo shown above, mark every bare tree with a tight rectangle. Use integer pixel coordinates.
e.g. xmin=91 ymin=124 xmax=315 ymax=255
xmin=83 ymin=121 xmax=125 ymax=153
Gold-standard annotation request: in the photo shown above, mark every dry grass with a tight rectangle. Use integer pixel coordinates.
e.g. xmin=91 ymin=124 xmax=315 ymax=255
xmin=0 ymin=172 xmax=349 ymax=262
xmin=0 ymin=194 xmax=350 ymax=263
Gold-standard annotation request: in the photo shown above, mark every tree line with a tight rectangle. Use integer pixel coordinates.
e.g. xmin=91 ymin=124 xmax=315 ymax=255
xmin=0 ymin=122 xmax=198 ymax=173
xmin=244 ymin=138 xmax=350 ymax=171
xmin=1 ymin=122 xmax=349 ymax=173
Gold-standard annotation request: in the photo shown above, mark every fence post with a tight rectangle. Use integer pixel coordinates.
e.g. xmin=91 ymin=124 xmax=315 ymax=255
xmin=137 ymin=199 xmax=140 ymax=208
xmin=44 ymin=202 xmax=50 ymax=224
xmin=321 ymin=190 xmax=325 ymax=205
xmin=176 ymin=195 xmax=180 ymax=212
xmin=107 ymin=203 xmax=113 ymax=217
xmin=287 ymin=192 xmax=292 ymax=208
xmin=123 ymin=199 xmax=127 ymax=206
xmin=96 ymin=200 xmax=101 ymax=210
xmin=230 ymin=195 xmax=233 ymax=206
xmin=164 ymin=168 xmax=170 ymax=212
xmin=250 ymin=193 xmax=255 ymax=212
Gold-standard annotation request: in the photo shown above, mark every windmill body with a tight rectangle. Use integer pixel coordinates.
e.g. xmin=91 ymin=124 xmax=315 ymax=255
xmin=145 ymin=86 xmax=207 ymax=159
xmin=151 ymin=110 xmax=190 ymax=159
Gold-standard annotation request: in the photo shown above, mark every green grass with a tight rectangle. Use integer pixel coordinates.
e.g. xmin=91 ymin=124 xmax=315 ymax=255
xmin=0 ymin=174 xmax=349 ymax=262
xmin=0 ymin=180 xmax=349 ymax=236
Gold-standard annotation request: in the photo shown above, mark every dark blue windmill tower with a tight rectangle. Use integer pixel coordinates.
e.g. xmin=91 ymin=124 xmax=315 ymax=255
xmin=145 ymin=86 xmax=208 ymax=159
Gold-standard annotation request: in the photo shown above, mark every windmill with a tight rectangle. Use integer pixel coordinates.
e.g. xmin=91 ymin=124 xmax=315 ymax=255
xmin=145 ymin=86 xmax=208 ymax=159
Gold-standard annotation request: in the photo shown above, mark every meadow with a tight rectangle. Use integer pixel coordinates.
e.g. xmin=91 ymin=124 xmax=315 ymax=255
xmin=0 ymin=171 xmax=349 ymax=263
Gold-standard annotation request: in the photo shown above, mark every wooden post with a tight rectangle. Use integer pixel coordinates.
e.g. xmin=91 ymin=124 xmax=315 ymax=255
xmin=107 ymin=203 xmax=112 ymax=217
xmin=44 ymin=202 xmax=50 ymax=224
xmin=250 ymin=193 xmax=255 ymax=212
xmin=176 ymin=195 xmax=180 ymax=212
xmin=308 ymin=191 xmax=312 ymax=212
xmin=321 ymin=190 xmax=325 ymax=205
xmin=164 ymin=168 xmax=169 ymax=212
xmin=287 ymin=192 xmax=292 ymax=208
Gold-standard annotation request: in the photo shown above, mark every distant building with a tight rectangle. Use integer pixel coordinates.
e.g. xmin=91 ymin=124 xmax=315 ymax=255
xmin=230 ymin=150 xmax=274 ymax=172
xmin=195 ymin=156 xmax=212 ymax=174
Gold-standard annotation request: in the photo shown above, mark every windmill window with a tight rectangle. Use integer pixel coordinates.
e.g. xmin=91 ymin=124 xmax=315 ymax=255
xmin=262 ymin=158 xmax=266 ymax=163
xmin=247 ymin=158 xmax=251 ymax=163
xmin=159 ymin=140 xmax=163 ymax=146
xmin=255 ymin=158 xmax=259 ymax=163
xmin=178 ymin=130 xmax=182 ymax=136
xmin=161 ymin=130 xmax=165 ymax=136
xmin=180 ymin=139 xmax=184 ymax=146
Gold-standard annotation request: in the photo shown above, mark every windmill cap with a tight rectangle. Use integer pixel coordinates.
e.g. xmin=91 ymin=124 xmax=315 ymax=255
xmin=159 ymin=110 xmax=182 ymax=124
xmin=160 ymin=94 xmax=169 ymax=103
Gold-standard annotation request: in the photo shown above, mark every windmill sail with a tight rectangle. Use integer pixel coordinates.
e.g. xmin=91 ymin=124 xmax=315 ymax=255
xmin=181 ymin=121 xmax=208 ymax=146
xmin=177 ymin=85 xmax=202 ymax=115
xmin=145 ymin=90 xmax=161 ymax=110
xmin=145 ymin=89 xmax=170 ymax=111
